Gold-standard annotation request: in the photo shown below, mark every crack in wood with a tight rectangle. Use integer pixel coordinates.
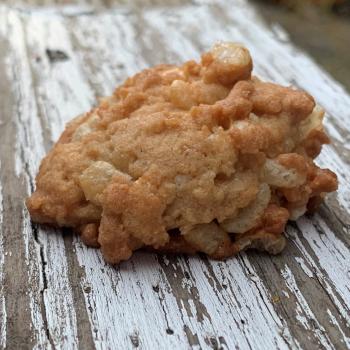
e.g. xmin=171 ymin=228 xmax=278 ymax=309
xmin=31 ymin=224 xmax=56 ymax=350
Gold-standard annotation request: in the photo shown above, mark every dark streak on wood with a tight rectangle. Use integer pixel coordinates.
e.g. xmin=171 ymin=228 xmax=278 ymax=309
xmin=35 ymin=228 xmax=56 ymax=350
xmin=158 ymin=255 xmax=211 ymax=324
xmin=46 ymin=49 xmax=69 ymax=63
xmin=63 ymin=232 xmax=96 ymax=350
xmin=319 ymin=203 xmax=350 ymax=237
xmin=183 ymin=324 xmax=200 ymax=347
xmin=129 ymin=331 xmax=140 ymax=348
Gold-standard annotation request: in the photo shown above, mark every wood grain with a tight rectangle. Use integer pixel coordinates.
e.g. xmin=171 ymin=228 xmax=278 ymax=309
xmin=0 ymin=1 xmax=349 ymax=349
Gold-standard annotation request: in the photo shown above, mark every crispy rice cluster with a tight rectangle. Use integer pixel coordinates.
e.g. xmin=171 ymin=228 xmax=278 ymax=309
xmin=27 ymin=42 xmax=338 ymax=264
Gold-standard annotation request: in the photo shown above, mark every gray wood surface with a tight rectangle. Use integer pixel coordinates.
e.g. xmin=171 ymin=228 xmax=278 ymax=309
xmin=0 ymin=0 xmax=349 ymax=349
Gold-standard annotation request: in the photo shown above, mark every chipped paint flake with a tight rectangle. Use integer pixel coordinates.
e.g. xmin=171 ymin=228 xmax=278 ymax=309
xmin=295 ymin=257 xmax=314 ymax=278
xmin=281 ymin=290 xmax=290 ymax=298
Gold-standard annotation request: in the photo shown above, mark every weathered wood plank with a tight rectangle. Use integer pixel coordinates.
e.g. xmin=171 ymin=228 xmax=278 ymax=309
xmin=0 ymin=7 xmax=85 ymax=349
xmin=0 ymin=9 xmax=49 ymax=349
xmin=0 ymin=1 xmax=349 ymax=350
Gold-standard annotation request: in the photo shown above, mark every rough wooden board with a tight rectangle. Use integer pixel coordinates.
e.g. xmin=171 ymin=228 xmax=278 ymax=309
xmin=0 ymin=1 xmax=349 ymax=349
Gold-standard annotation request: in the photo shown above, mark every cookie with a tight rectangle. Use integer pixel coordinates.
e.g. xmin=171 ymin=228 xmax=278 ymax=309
xmin=26 ymin=42 xmax=338 ymax=264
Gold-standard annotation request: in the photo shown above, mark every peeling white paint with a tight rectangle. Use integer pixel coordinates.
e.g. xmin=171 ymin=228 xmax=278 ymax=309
xmin=295 ymin=257 xmax=314 ymax=278
xmin=195 ymin=255 xmax=302 ymax=349
xmin=25 ymin=14 xmax=94 ymax=140
xmin=289 ymin=217 xmax=350 ymax=326
xmin=295 ymin=304 xmax=309 ymax=330
xmin=282 ymin=290 xmax=290 ymax=298
xmin=281 ymin=265 xmax=334 ymax=349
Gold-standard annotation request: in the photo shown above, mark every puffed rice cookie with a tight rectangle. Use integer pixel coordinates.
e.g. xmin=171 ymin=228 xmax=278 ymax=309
xmin=26 ymin=42 xmax=338 ymax=264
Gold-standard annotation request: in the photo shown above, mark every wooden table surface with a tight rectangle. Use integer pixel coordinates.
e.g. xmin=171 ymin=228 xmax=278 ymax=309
xmin=0 ymin=0 xmax=349 ymax=349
